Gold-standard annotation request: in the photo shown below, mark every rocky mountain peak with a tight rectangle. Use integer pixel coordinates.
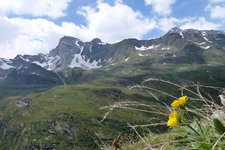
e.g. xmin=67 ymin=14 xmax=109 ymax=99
xmin=119 ymin=38 xmax=139 ymax=47
xmin=60 ymin=36 xmax=81 ymax=42
xmin=0 ymin=28 xmax=224 ymax=75
xmin=49 ymin=36 xmax=83 ymax=60
xmin=168 ymin=27 xmax=183 ymax=34
xmin=91 ymin=38 xmax=102 ymax=44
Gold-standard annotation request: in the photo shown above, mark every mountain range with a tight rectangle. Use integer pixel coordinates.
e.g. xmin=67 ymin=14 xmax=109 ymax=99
xmin=0 ymin=27 xmax=225 ymax=86
xmin=0 ymin=28 xmax=225 ymax=72
xmin=0 ymin=27 xmax=225 ymax=88
xmin=0 ymin=27 xmax=225 ymax=149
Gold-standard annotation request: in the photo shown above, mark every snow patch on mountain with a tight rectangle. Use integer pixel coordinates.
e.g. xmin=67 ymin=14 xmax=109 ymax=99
xmin=107 ymin=58 xmax=112 ymax=63
xmin=31 ymin=72 xmax=40 ymax=75
xmin=168 ymin=27 xmax=184 ymax=38
xmin=75 ymin=40 xmax=80 ymax=47
xmin=138 ymin=53 xmax=148 ymax=57
xmin=202 ymin=32 xmax=212 ymax=43
xmin=69 ymin=47 xmax=101 ymax=69
xmin=74 ymin=40 xmax=84 ymax=50
xmin=17 ymin=55 xmax=29 ymax=62
xmin=161 ymin=47 xmax=171 ymax=50
xmin=99 ymin=42 xmax=107 ymax=45
xmin=32 ymin=61 xmax=48 ymax=68
xmin=135 ymin=45 xmax=160 ymax=51
xmin=0 ymin=62 xmax=14 ymax=70
xmin=201 ymin=46 xmax=210 ymax=49
xmin=89 ymin=44 xmax=93 ymax=52
xmin=125 ymin=57 xmax=129 ymax=62
xmin=180 ymin=31 xmax=184 ymax=38
xmin=189 ymin=40 xmax=206 ymax=46
xmin=0 ymin=59 xmax=14 ymax=70
xmin=47 ymin=56 xmax=60 ymax=70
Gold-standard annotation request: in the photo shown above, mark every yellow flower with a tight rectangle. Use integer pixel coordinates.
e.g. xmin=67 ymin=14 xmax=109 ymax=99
xmin=167 ymin=111 xmax=179 ymax=127
xmin=171 ymin=96 xmax=187 ymax=108
xmin=179 ymin=96 xmax=187 ymax=106
xmin=171 ymin=99 xmax=180 ymax=108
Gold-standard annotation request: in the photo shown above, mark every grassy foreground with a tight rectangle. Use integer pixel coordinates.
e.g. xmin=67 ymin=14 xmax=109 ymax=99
xmin=113 ymin=79 xmax=225 ymax=150
xmin=0 ymin=64 xmax=224 ymax=149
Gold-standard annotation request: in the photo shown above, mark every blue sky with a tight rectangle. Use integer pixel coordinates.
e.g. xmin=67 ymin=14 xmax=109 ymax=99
xmin=0 ymin=0 xmax=225 ymax=58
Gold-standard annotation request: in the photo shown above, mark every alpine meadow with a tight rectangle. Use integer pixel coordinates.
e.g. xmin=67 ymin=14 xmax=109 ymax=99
xmin=0 ymin=0 xmax=225 ymax=149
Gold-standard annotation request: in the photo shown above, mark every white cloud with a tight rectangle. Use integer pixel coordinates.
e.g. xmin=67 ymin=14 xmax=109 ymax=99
xmin=180 ymin=17 xmax=220 ymax=30
xmin=158 ymin=17 xmax=179 ymax=32
xmin=78 ymin=1 xmax=156 ymax=42
xmin=157 ymin=17 xmax=220 ymax=32
xmin=0 ymin=0 xmax=71 ymax=18
xmin=0 ymin=1 xmax=156 ymax=59
xmin=158 ymin=17 xmax=192 ymax=32
xmin=208 ymin=5 xmax=225 ymax=19
xmin=208 ymin=0 xmax=225 ymax=3
xmin=206 ymin=0 xmax=225 ymax=19
xmin=145 ymin=0 xmax=176 ymax=15
xmin=0 ymin=16 xmax=84 ymax=59
xmin=1 ymin=0 xmax=221 ymax=59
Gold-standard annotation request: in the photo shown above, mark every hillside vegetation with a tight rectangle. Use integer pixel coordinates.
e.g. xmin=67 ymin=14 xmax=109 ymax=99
xmin=0 ymin=64 xmax=224 ymax=149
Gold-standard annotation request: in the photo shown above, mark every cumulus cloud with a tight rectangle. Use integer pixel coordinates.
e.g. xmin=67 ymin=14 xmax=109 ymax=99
xmin=78 ymin=1 xmax=156 ymax=42
xmin=145 ymin=0 xmax=176 ymax=15
xmin=158 ymin=17 xmax=191 ymax=32
xmin=180 ymin=17 xmax=220 ymax=30
xmin=0 ymin=1 xmax=156 ymax=58
xmin=206 ymin=0 xmax=225 ymax=19
xmin=158 ymin=17 xmax=179 ymax=32
xmin=0 ymin=16 xmax=87 ymax=58
xmin=157 ymin=17 xmax=220 ymax=32
xmin=0 ymin=0 xmax=71 ymax=18
xmin=208 ymin=5 xmax=225 ymax=19
xmin=0 ymin=0 xmax=222 ymax=59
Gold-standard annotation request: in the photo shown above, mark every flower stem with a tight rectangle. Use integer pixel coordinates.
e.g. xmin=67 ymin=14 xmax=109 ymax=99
xmin=184 ymin=123 xmax=201 ymax=136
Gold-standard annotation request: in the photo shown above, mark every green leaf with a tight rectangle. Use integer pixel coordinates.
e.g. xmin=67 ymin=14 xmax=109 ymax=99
xmin=213 ymin=118 xmax=225 ymax=135
xmin=198 ymin=143 xmax=211 ymax=150
xmin=179 ymin=110 xmax=185 ymax=123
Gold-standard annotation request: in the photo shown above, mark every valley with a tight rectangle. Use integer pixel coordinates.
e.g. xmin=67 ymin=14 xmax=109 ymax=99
xmin=0 ymin=28 xmax=225 ymax=149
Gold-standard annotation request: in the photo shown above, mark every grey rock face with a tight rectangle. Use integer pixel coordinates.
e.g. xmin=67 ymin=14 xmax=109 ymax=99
xmin=0 ymin=27 xmax=225 ymax=85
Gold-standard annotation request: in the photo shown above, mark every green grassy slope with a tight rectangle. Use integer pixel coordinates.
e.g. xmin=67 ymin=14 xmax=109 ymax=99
xmin=0 ymin=64 xmax=224 ymax=149
xmin=0 ymin=79 xmax=159 ymax=149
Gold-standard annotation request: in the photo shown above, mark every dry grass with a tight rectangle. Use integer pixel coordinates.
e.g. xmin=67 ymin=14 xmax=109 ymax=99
xmin=99 ymin=78 xmax=225 ymax=149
